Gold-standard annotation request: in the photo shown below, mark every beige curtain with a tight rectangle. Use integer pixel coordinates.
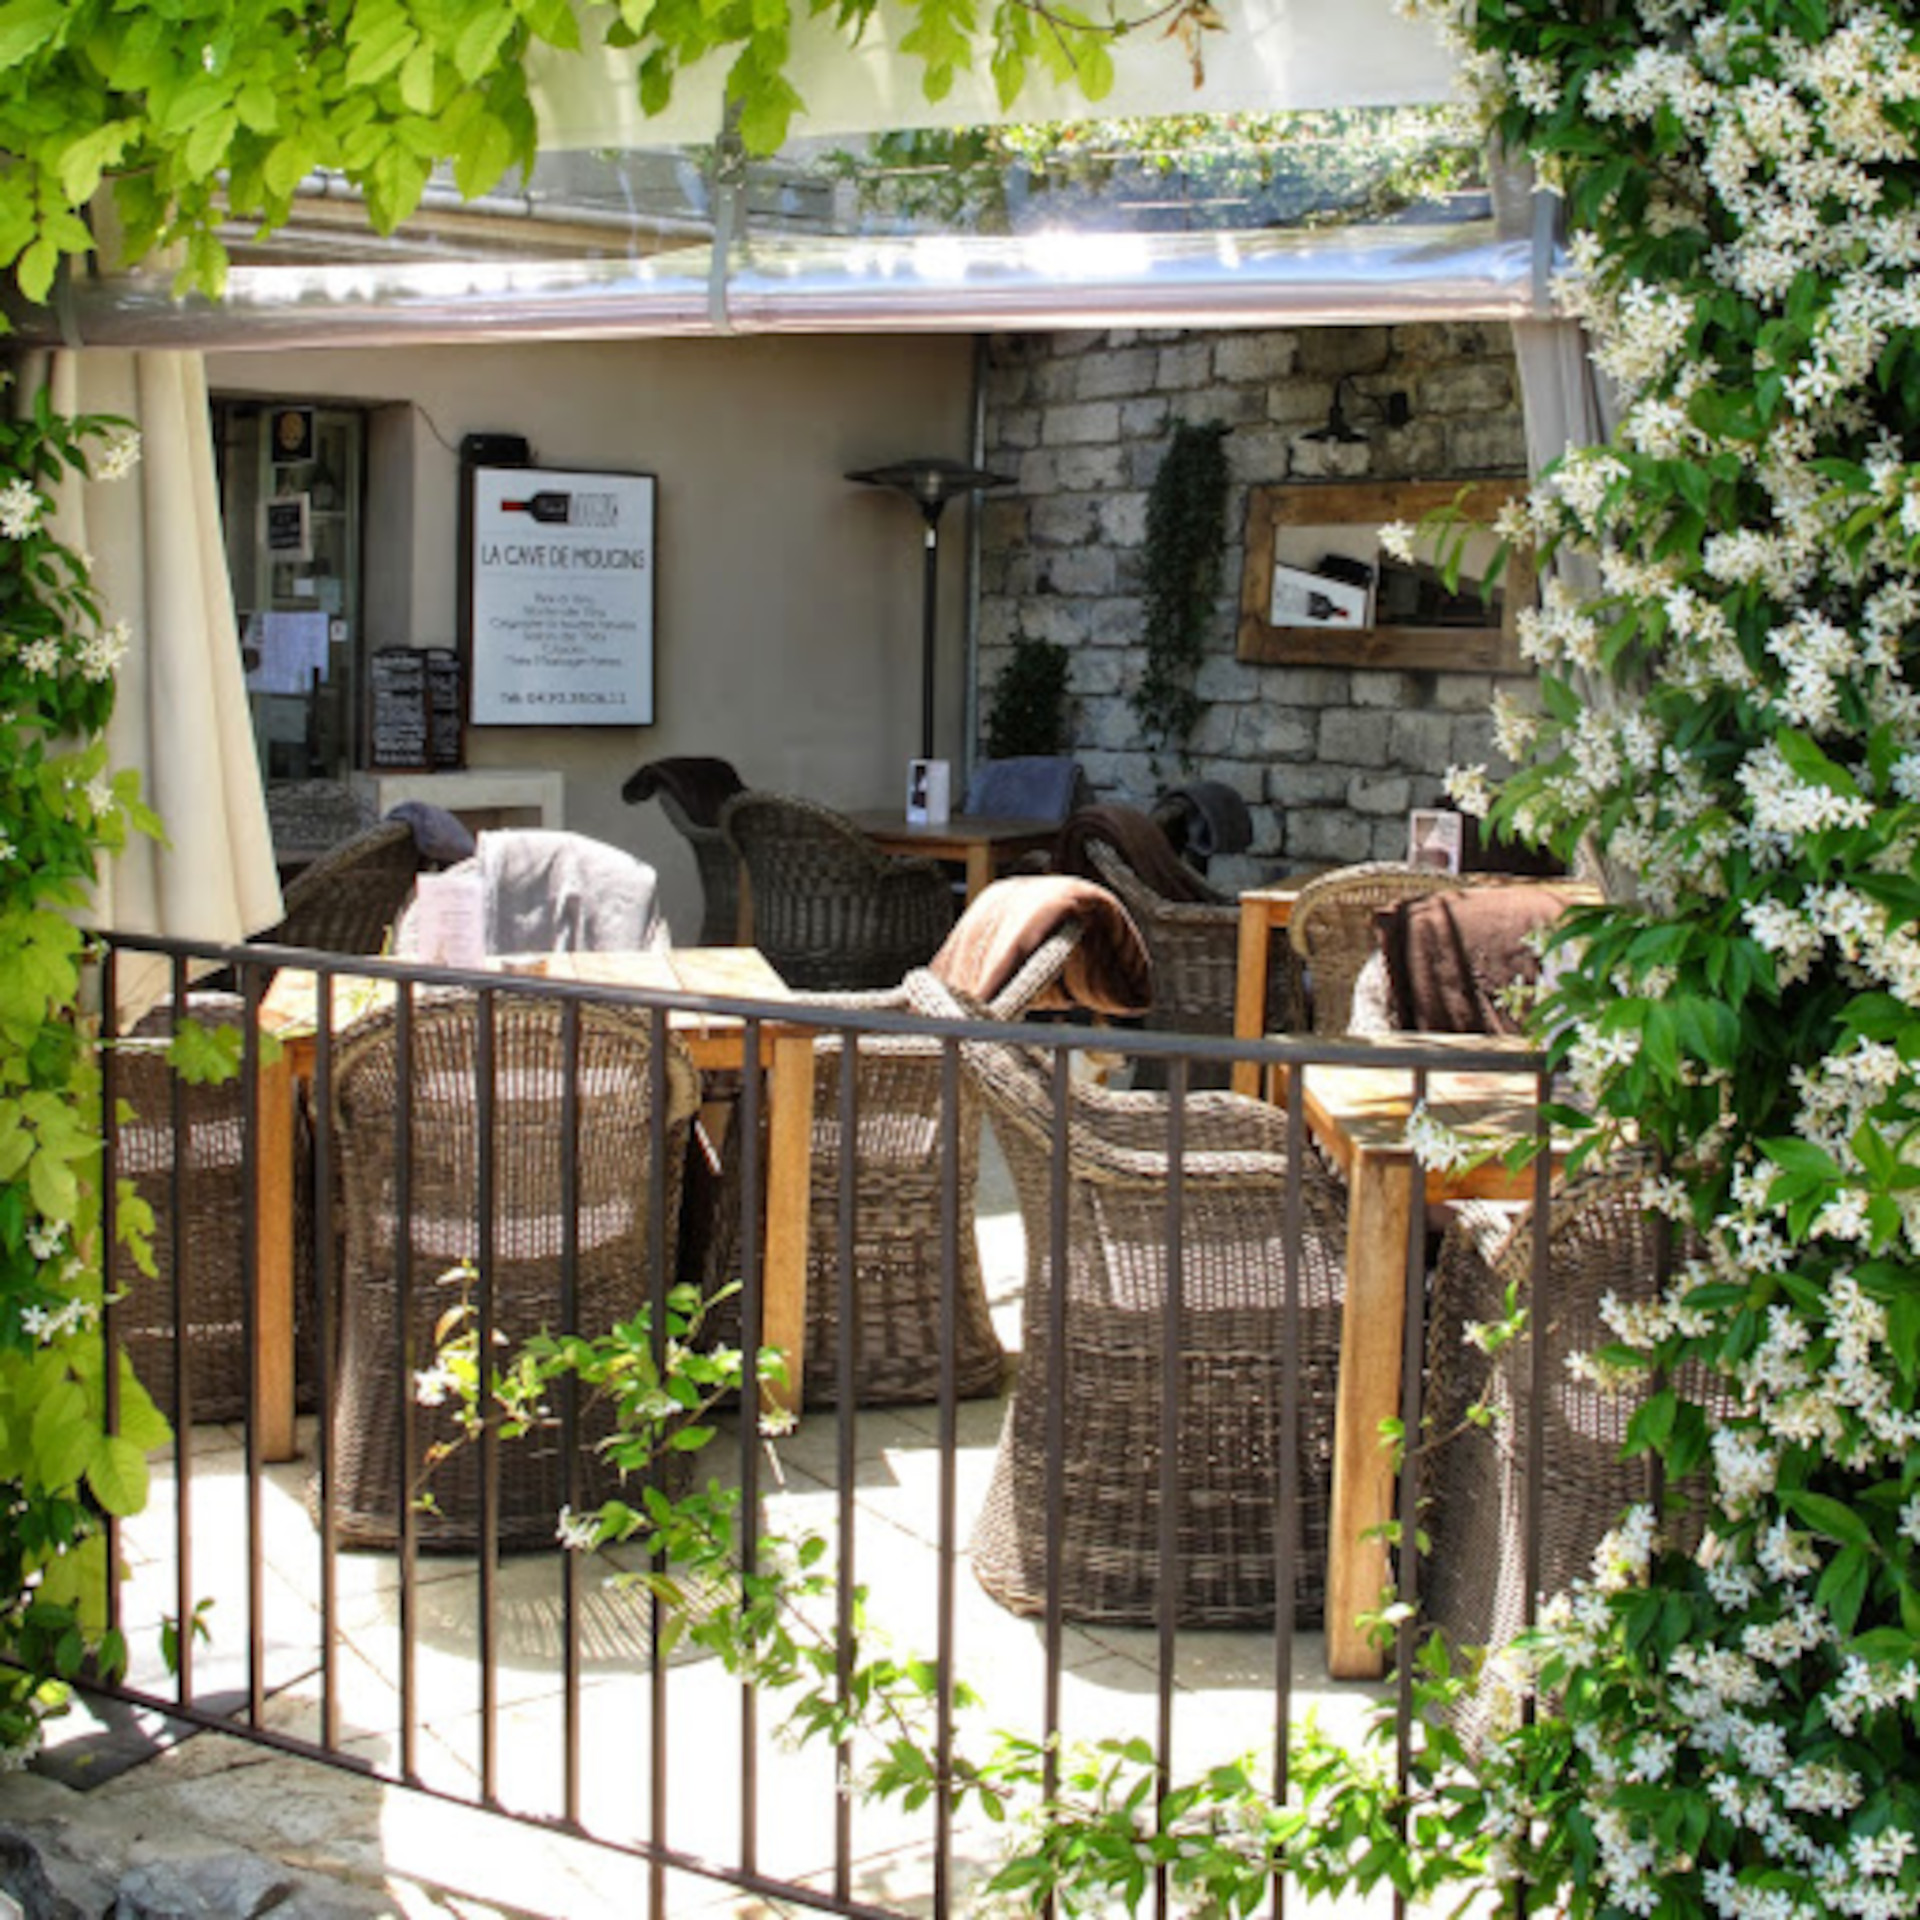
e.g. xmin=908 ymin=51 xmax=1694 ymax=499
xmin=27 ymin=349 xmax=282 ymax=1016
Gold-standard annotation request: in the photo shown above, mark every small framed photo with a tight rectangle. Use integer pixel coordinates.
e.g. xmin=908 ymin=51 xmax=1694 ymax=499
xmin=906 ymin=758 xmax=951 ymax=826
xmin=1408 ymin=808 xmax=1464 ymax=874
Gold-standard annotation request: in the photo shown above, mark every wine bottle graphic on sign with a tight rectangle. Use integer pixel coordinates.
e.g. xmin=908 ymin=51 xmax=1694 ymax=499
xmin=498 ymin=490 xmax=619 ymax=528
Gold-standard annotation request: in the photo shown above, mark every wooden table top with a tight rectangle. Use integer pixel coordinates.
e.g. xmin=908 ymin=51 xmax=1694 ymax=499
xmin=845 ymin=810 xmax=1059 ymax=848
xmin=260 ymin=947 xmax=794 ymax=1048
xmin=1280 ymin=1035 xmax=1558 ymax=1202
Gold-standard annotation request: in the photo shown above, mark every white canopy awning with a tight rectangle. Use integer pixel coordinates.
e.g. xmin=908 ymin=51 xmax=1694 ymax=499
xmin=36 ymin=216 xmax=1542 ymax=351
xmin=528 ymin=0 xmax=1459 ymax=148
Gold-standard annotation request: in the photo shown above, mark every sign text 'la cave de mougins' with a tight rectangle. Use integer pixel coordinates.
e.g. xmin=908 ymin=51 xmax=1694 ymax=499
xmin=468 ymin=466 xmax=657 ymax=726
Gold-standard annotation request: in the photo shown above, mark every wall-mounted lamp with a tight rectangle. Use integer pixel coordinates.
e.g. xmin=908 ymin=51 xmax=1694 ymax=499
xmin=1302 ymin=376 xmax=1411 ymax=445
xmin=847 ymin=456 xmax=1015 ymax=761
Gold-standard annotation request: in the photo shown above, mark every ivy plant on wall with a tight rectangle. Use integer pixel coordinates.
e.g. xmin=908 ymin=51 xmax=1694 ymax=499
xmin=1131 ymin=418 xmax=1230 ymax=768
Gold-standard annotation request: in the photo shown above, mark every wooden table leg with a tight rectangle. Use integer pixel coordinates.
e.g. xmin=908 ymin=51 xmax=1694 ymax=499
xmin=1232 ymin=899 xmax=1272 ymax=1100
xmin=964 ymin=845 xmax=993 ymax=905
xmin=760 ymin=1030 xmax=815 ymax=1415
xmin=253 ymin=1043 xmax=298 ymax=1464
xmin=1326 ymin=1145 xmax=1412 ymax=1680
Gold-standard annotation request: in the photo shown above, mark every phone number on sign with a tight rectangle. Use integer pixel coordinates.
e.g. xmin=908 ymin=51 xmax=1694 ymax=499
xmin=493 ymin=691 xmax=627 ymax=706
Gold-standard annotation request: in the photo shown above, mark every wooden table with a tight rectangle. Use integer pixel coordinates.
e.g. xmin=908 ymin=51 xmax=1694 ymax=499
xmin=1231 ymin=875 xmax=1322 ymax=1098
xmin=256 ymin=948 xmax=818 ymax=1461
xmin=1282 ymin=1040 xmax=1554 ymax=1680
xmin=845 ymin=811 xmax=1058 ymax=905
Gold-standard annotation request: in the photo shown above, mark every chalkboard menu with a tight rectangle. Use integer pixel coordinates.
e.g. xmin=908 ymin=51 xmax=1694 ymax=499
xmin=368 ymin=648 xmax=428 ymax=769
xmin=424 ymin=649 xmax=463 ymax=769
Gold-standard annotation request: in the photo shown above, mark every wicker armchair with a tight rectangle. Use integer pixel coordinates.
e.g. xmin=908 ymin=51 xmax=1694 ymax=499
xmin=324 ymin=990 xmax=699 ymax=1550
xmin=1083 ymin=837 xmax=1303 ymax=1076
xmin=908 ymin=970 xmax=1348 ymax=1628
xmin=1421 ymin=1168 xmax=1724 ymax=1739
xmin=719 ymin=792 xmax=954 ymax=991
xmin=1287 ymin=861 xmax=1468 ymax=1036
xmin=265 ymin=779 xmax=378 ymax=865
xmin=109 ymin=995 xmax=257 ymax=1423
xmin=693 ymin=915 xmax=1091 ymax=1408
xmin=268 ymin=820 xmax=425 ymax=959
xmin=622 ymin=756 xmax=748 ymax=945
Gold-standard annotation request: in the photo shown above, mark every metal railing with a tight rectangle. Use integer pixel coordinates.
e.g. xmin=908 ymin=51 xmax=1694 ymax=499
xmin=78 ymin=928 xmax=1622 ymax=1919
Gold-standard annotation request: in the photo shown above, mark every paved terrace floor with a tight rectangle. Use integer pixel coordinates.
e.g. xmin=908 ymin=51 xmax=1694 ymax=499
xmin=18 ymin=1138 xmax=1393 ymax=1918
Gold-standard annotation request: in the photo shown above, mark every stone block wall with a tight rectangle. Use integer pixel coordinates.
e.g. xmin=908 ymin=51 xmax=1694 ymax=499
xmin=975 ymin=322 xmax=1535 ymax=888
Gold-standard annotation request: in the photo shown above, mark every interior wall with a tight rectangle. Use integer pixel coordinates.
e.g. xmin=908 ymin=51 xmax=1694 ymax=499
xmin=205 ymin=334 xmax=978 ymax=937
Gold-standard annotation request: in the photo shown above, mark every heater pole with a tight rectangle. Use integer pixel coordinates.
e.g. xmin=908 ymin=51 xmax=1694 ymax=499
xmin=919 ymin=513 xmax=941 ymax=763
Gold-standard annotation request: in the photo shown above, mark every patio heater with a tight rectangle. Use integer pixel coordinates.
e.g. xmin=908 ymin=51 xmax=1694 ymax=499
xmin=846 ymin=456 xmax=1014 ymax=762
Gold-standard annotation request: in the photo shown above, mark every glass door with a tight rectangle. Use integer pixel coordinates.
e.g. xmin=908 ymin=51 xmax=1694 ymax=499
xmin=214 ymin=400 xmax=365 ymax=781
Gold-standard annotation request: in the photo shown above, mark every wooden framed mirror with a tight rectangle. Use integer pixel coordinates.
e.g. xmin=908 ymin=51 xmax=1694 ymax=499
xmin=1236 ymin=478 xmax=1533 ymax=673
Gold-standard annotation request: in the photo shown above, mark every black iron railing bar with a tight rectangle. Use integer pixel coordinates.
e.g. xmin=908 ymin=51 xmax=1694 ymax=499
xmin=1391 ymin=1060 xmax=1433 ymax=1920
xmin=934 ymin=1036 xmax=962 ymax=1920
xmin=1155 ymin=1056 xmax=1189 ymax=1920
xmin=648 ymin=1009 xmax=673 ymax=1919
xmin=395 ymin=981 xmax=419 ymax=1784
xmin=99 ymin=949 xmax=125 ymax=1660
xmin=559 ymin=998 xmax=585 ymax=1830
xmin=1041 ymin=1045 xmax=1070 ymax=1861
xmin=476 ymin=987 xmax=502 ymax=1807
xmin=738 ymin=1012 xmax=767 ymax=1880
xmin=1270 ymin=1061 xmax=1308 ymax=1920
xmin=240 ymin=961 xmax=267 ymax=1726
xmin=315 ymin=960 xmax=342 ymax=1753
xmin=833 ymin=1031 xmax=860 ymax=1909
xmin=101 ymin=931 xmax=1546 ymax=1081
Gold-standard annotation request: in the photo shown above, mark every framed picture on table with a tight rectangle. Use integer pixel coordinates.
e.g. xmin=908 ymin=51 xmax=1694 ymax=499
xmin=1408 ymin=808 xmax=1464 ymax=874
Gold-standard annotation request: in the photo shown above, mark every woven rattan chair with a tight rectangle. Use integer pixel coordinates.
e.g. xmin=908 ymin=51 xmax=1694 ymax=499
xmin=1420 ymin=1167 xmax=1724 ymax=1739
xmin=269 ymin=820 xmax=424 ymax=959
xmin=693 ymin=915 xmax=1091 ymax=1408
xmin=908 ymin=969 xmax=1348 ymax=1628
xmin=622 ymin=756 xmax=748 ymax=945
xmin=324 ymin=990 xmax=699 ymax=1550
xmin=1287 ymin=861 xmax=1469 ymax=1036
xmin=264 ymin=779 xmax=378 ymax=864
xmin=719 ymin=792 xmax=954 ymax=991
xmin=1083 ymin=837 xmax=1303 ymax=1077
xmin=109 ymin=995 xmax=256 ymax=1423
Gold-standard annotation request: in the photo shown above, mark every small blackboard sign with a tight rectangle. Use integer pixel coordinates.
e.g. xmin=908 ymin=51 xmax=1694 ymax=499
xmin=368 ymin=647 xmax=429 ymax=770
xmin=265 ymin=494 xmax=311 ymax=562
xmin=424 ymin=648 xmax=463 ymax=770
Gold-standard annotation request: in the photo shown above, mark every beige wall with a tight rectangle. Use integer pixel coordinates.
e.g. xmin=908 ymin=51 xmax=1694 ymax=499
xmin=207 ymin=334 xmax=979 ymax=937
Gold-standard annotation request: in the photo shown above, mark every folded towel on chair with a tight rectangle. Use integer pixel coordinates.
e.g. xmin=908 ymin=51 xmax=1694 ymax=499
xmin=1379 ymin=883 xmax=1585 ymax=1035
xmin=385 ymin=800 xmax=476 ymax=866
xmin=1151 ymin=780 xmax=1253 ymax=865
xmin=479 ymin=830 xmax=670 ymax=954
xmin=931 ymin=875 xmax=1151 ymax=1017
xmin=1051 ymin=804 xmax=1223 ymax=905
xmin=620 ymin=756 xmax=745 ymax=826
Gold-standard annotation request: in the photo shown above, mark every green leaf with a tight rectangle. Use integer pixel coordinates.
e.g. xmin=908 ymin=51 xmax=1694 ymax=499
xmin=0 ymin=0 xmax=66 ymax=70
xmin=28 ymin=1148 xmax=78 ymax=1222
xmin=87 ymin=1434 xmax=149 ymax=1517
xmin=29 ymin=1376 xmax=93 ymax=1489
xmin=399 ymin=41 xmax=438 ymax=111
xmin=346 ymin=0 xmax=419 ymax=88
xmin=1782 ymin=1489 xmax=1873 ymax=1548
xmin=452 ymin=5 xmax=516 ymax=81
xmin=451 ymin=109 xmax=514 ymax=198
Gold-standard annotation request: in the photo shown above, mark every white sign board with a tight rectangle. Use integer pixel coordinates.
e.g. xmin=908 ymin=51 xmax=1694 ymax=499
xmin=469 ymin=466 xmax=655 ymax=726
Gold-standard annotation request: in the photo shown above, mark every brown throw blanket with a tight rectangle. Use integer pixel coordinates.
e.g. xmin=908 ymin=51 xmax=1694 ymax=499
xmin=1051 ymin=804 xmax=1224 ymax=905
xmin=620 ymin=755 xmax=745 ymax=825
xmin=931 ymin=875 xmax=1151 ymax=1017
xmin=1379 ymin=883 xmax=1586 ymax=1035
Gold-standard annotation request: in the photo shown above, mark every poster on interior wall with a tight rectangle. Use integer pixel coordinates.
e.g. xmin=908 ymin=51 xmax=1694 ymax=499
xmin=466 ymin=465 xmax=655 ymax=726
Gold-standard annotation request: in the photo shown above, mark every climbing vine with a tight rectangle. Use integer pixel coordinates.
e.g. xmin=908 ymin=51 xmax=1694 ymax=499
xmin=0 ymin=383 xmax=165 ymax=1764
xmin=1131 ymin=417 xmax=1230 ymax=767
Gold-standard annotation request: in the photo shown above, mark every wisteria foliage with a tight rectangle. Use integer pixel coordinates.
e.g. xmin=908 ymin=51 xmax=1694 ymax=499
xmin=1380 ymin=2 xmax=1920 ymax=1916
